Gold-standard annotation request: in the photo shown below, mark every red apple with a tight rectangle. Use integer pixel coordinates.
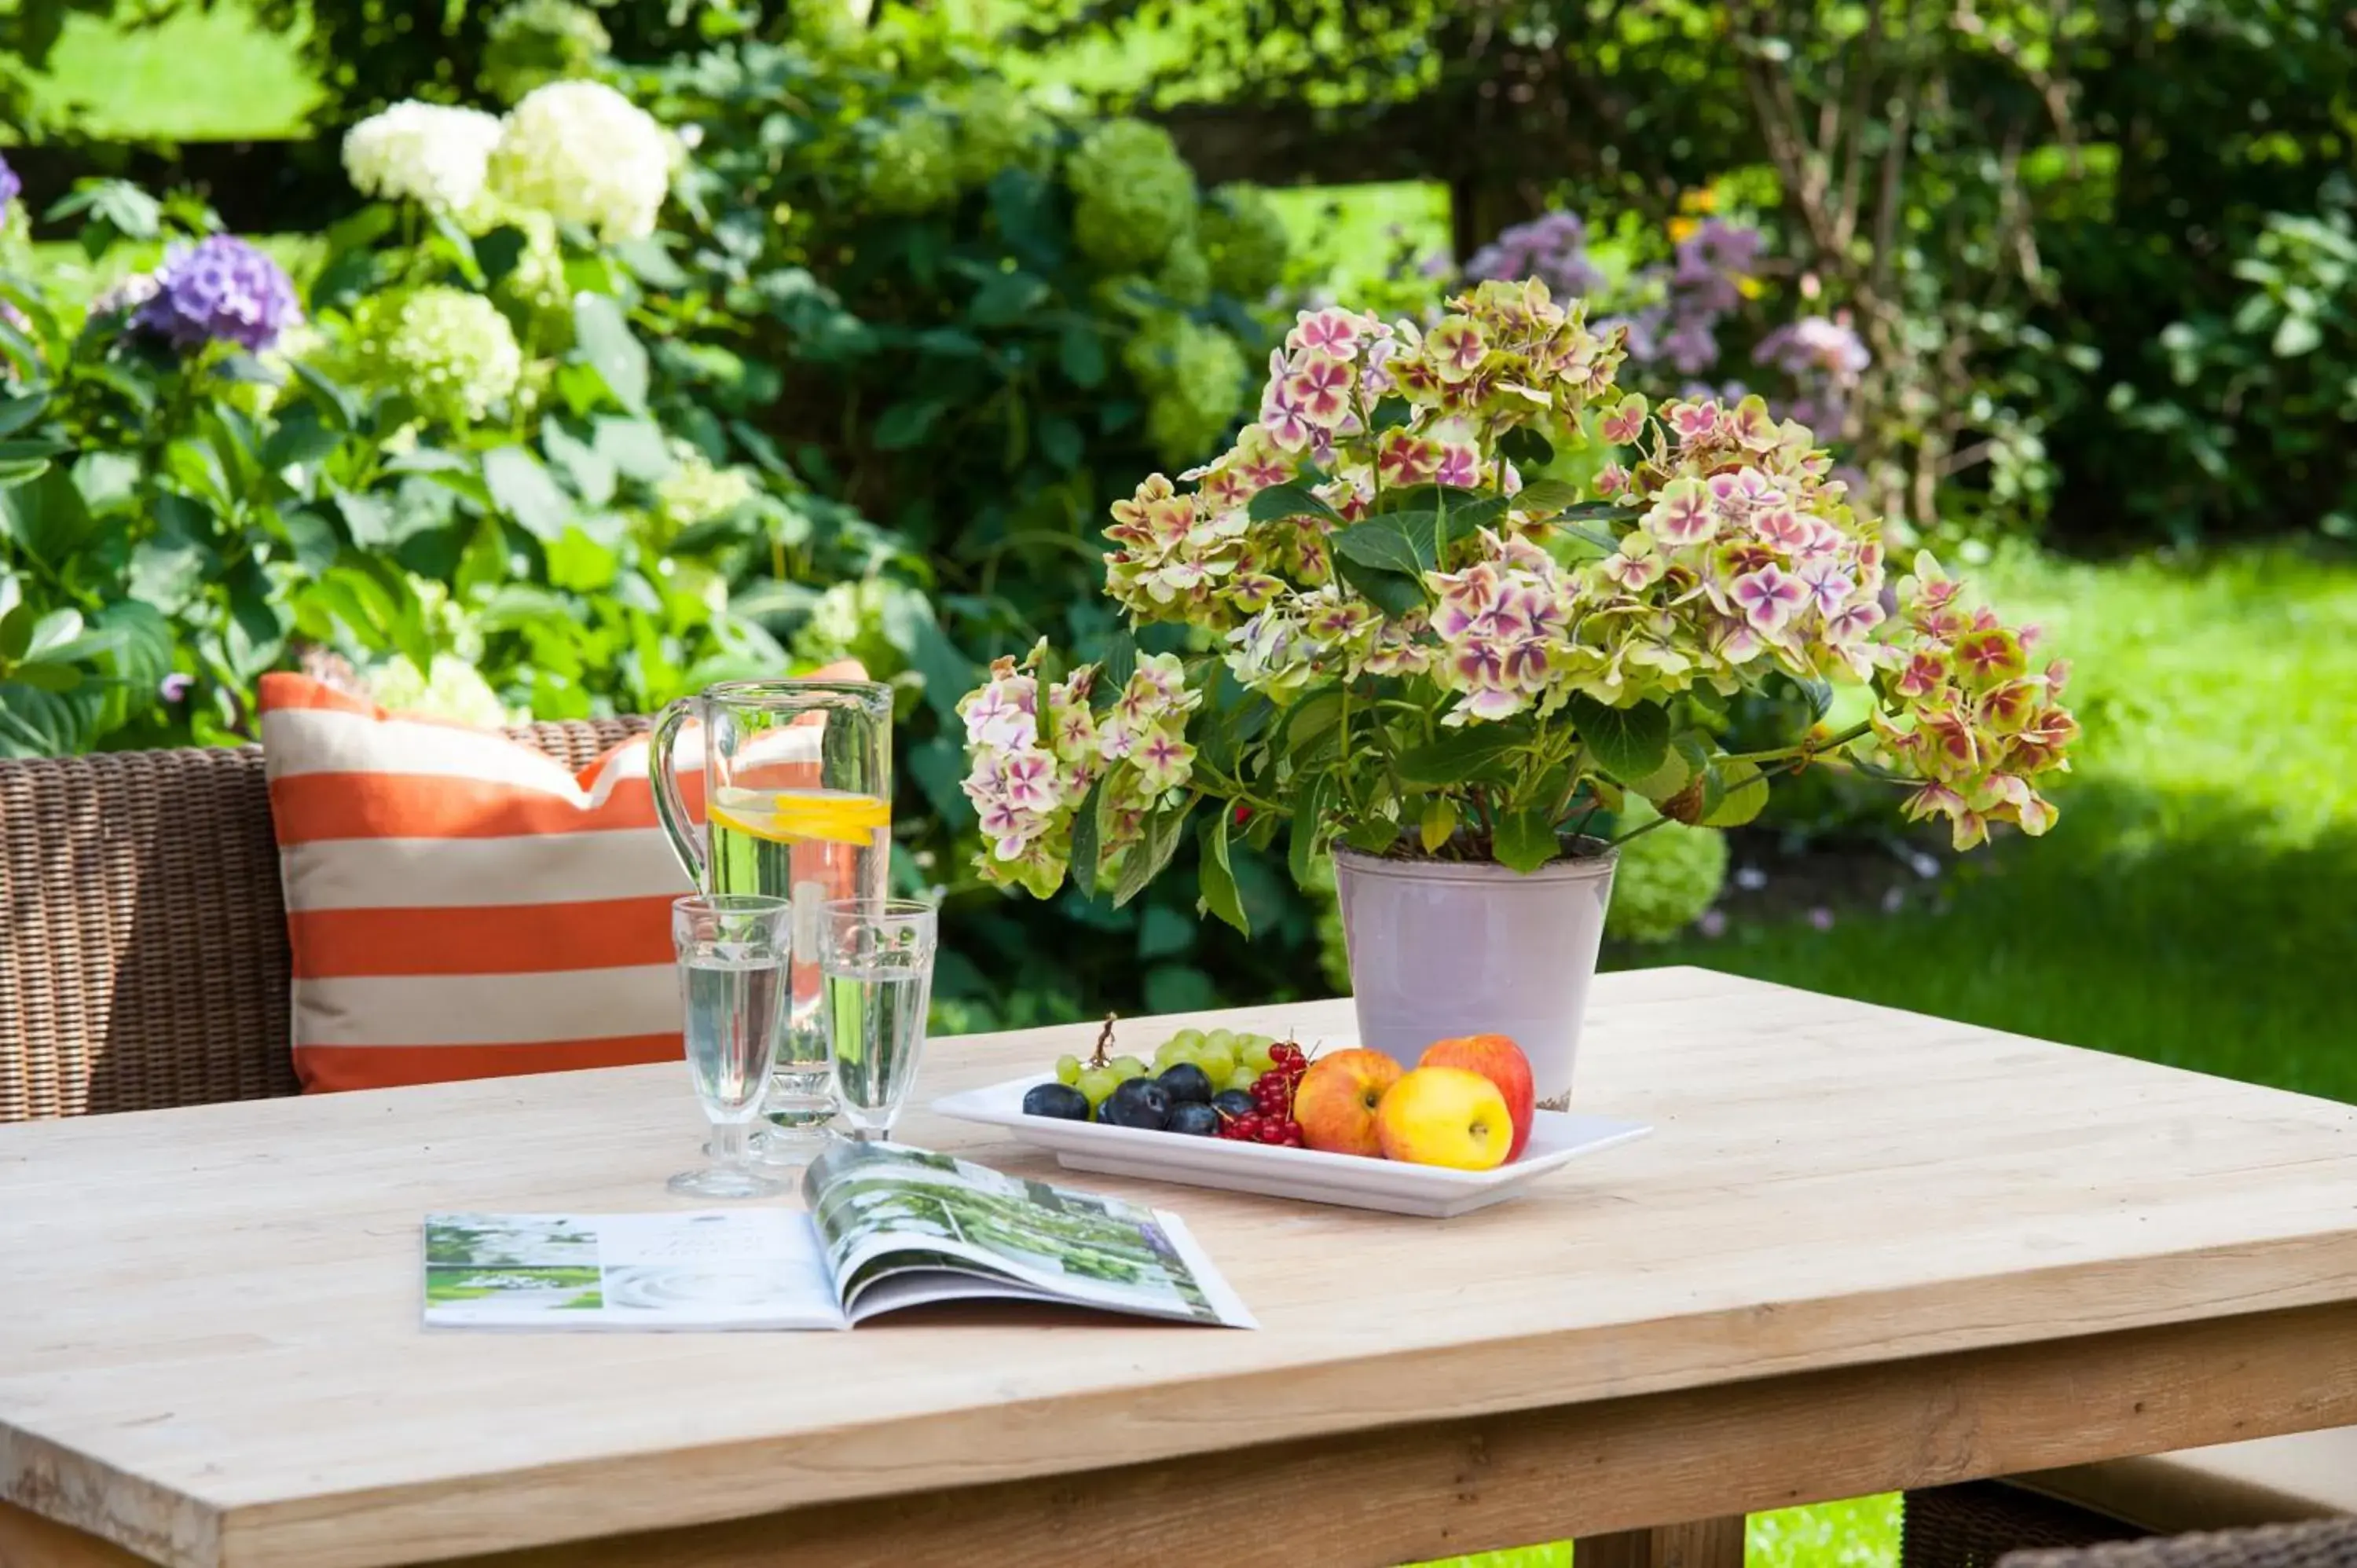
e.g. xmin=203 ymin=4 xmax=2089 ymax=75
xmin=1418 ymin=1035 xmax=1536 ymax=1162
xmin=1293 ymin=1049 xmax=1404 ymax=1158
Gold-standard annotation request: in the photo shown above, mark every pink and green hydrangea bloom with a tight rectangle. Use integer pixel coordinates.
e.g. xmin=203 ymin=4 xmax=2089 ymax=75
xmin=961 ymin=276 xmax=2074 ymax=894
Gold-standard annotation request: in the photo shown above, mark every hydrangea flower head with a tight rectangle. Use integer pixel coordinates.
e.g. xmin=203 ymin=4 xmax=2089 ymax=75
xmin=365 ymin=286 xmax=524 ymax=423
xmin=343 ymin=101 xmax=504 ymax=213
xmin=1065 ymin=119 xmax=1197 ymax=272
xmin=133 ymin=236 xmax=302 ymax=354
xmin=486 ymin=80 xmax=672 ymax=242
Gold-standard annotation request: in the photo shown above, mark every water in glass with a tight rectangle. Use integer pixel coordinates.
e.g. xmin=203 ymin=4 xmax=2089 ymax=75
xmin=820 ymin=900 xmax=937 ymax=1141
xmin=667 ymin=895 xmax=791 ymax=1200
xmin=682 ymin=954 xmax=788 ymax=1117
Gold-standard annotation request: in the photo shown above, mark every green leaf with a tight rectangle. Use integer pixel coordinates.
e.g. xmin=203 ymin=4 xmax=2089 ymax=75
xmin=1493 ymin=809 xmax=1560 ymax=874
xmin=544 ymin=426 xmax=618 ymax=507
xmin=1332 ymin=555 xmax=1424 ymax=618
xmin=1111 ymin=797 xmax=1193 ymax=907
xmin=1039 ymin=416 xmax=1084 ymax=472
xmin=260 ymin=413 xmax=344 ymax=474
xmin=967 ymin=270 xmax=1049 ymax=327
xmin=0 ymin=438 xmax=70 ymax=464
xmin=1338 ymin=815 xmax=1400 ymax=855
xmin=224 ymin=561 xmax=290 ymax=680
xmin=1288 ymin=773 xmax=1331 ymax=888
xmin=592 ymin=416 xmax=671 ymax=482
xmin=0 ymin=603 xmax=36 ymax=662
xmin=1418 ymin=795 xmax=1458 ymax=854
xmin=573 ymin=294 xmax=650 ymax=415
xmin=905 ymin=614 xmax=976 ymax=723
xmin=1395 ymin=722 xmax=1533 ymax=788
xmin=1499 ymin=425 xmax=1555 ymax=467
xmin=1068 ymin=776 xmax=1106 ymax=898
xmin=5 ymin=661 xmax=83 ymax=693
xmin=1247 ymin=481 xmax=1342 ymax=525
xmin=481 ymin=446 xmax=573 ymax=540
xmin=1196 ymin=811 xmax=1250 ymax=936
xmin=0 ymin=467 xmax=94 ymax=561
xmin=1511 ymin=477 xmax=1586 ymax=514
xmin=1332 ymin=512 xmax=1434 ymax=576
xmin=1099 ymin=625 xmax=1137 ymax=693
xmin=1564 ymin=693 xmax=1671 ymax=784
xmin=1058 ymin=324 xmax=1107 ymax=388
xmin=873 ymin=399 xmax=944 ymax=452
xmin=1278 ymin=688 xmax=1344 ymax=760
xmin=2273 ymin=313 xmax=2323 ymax=359
xmin=0 ymin=394 xmax=50 ymax=440
xmin=277 ymin=507 xmax=339 ymax=577
xmin=1701 ymin=757 xmax=1770 ymax=827
xmin=1629 ymin=731 xmax=1709 ymax=804
xmin=474 ymin=225 xmax=528 ymax=286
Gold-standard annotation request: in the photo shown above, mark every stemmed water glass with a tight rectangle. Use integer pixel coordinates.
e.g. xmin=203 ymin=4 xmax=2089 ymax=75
xmin=819 ymin=899 xmax=940 ymax=1143
xmin=668 ymin=894 xmax=792 ymax=1199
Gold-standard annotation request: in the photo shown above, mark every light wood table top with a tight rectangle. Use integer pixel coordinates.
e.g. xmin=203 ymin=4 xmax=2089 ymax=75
xmin=7 ymin=965 xmax=2357 ymax=1568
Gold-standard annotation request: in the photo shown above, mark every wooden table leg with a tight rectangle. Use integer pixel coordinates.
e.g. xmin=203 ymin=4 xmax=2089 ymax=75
xmin=1575 ymin=1515 xmax=1747 ymax=1568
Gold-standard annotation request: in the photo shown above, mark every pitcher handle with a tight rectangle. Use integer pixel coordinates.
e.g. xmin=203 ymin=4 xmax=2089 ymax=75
xmin=650 ymin=697 xmax=706 ymax=888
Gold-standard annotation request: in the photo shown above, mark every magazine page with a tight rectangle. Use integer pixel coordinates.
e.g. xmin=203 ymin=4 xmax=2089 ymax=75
xmin=423 ymin=1211 xmax=847 ymax=1331
xmin=801 ymin=1142 xmax=1256 ymax=1328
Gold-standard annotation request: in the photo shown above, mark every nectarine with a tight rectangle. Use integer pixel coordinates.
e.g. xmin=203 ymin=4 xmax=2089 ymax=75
xmin=1292 ymin=1049 xmax=1403 ymax=1158
xmin=1419 ymin=1034 xmax=1536 ymax=1161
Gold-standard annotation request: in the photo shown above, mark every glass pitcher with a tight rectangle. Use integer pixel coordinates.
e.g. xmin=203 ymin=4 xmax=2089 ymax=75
xmin=651 ymin=679 xmax=893 ymax=1164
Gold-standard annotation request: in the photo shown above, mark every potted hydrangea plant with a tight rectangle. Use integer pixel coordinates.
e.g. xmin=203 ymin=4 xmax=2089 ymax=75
xmin=958 ymin=278 xmax=2076 ymax=1106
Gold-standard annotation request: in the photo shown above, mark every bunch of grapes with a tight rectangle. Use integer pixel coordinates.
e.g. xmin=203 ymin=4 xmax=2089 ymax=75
xmin=1218 ymin=1041 xmax=1307 ymax=1145
xmin=1053 ymin=1025 xmax=1282 ymax=1113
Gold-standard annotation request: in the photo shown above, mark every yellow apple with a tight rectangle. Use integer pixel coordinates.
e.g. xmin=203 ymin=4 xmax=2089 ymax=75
xmin=1419 ymin=1035 xmax=1536 ymax=1162
xmin=1375 ymin=1066 xmax=1513 ymax=1171
xmin=1293 ymin=1049 xmax=1405 ymax=1158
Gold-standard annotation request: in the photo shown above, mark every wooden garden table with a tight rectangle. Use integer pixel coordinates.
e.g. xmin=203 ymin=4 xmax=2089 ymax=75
xmin=6 ymin=965 xmax=2357 ymax=1568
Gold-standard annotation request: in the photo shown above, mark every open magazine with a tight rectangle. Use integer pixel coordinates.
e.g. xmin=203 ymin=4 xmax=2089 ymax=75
xmin=423 ymin=1142 xmax=1255 ymax=1330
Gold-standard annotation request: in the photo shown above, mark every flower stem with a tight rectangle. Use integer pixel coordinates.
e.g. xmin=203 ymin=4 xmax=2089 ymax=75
xmin=1721 ymin=718 xmax=1873 ymax=765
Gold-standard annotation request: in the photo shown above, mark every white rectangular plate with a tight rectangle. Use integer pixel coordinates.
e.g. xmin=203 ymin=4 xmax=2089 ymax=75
xmin=929 ymin=1075 xmax=1651 ymax=1218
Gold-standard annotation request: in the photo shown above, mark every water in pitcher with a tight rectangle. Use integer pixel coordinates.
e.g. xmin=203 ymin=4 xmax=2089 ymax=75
xmin=706 ymin=786 xmax=890 ymax=1133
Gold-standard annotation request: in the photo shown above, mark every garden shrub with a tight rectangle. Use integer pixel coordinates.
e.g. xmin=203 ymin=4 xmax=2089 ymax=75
xmin=630 ymin=10 xmax=1320 ymax=1023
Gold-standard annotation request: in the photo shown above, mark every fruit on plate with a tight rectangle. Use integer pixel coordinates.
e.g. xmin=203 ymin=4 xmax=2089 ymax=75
xmin=1375 ymin=1066 xmax=1513 ymax=1171
xmin=1156 ymin=1062 xmax=1213 ymax=1105
xmin=1021 ymin=1083 xmax=1091 ymax=1121
xmin=1101 ymin=1078 xmax=1173 ymax=1130
xmin=1291 ymin=1048 xmax=1404 ymax=1158
xmin=1168 ymin=1101 xmax=1221 ymax=1137
xmin=1417 ymin=1034 xmax=1537 ymax=1162
xmin=1210 ymin=1088 xmax=1255 ymax=1122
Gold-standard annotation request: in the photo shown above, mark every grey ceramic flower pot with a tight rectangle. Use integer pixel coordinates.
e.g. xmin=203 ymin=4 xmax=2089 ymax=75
xmin=1332 ymin=844 xmax=1619 ymax=1111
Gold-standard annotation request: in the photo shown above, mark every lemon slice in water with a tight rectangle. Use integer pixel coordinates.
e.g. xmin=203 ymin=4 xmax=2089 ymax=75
xmin=711 ymin=786 xmax=890 ymax=847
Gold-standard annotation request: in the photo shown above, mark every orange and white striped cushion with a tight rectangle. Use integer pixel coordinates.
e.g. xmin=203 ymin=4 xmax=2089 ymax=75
xmin=258 ymin=673 xmax=698 ymax=1092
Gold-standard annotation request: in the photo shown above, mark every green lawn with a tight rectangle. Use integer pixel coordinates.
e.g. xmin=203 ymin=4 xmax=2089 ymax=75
xmin=13 ymin=0 xmax=318 ymax=141
xmin=1625 ymin=544 xmax=2357 ymax=1103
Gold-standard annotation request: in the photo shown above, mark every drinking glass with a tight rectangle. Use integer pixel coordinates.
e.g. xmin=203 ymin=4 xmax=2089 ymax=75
xmin=819 ymin=899 xmax=939 ymax=1143
xmin=668 ymin=895 xmax=791 ymax=1200
xmin=651 ymin=679 xmax=893 ymax=1167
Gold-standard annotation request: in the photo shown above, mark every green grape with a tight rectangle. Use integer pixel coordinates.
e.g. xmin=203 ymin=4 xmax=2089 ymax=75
xmin=1054 ymin=1054 xmax=1082 ymax=1086
xmin=1108 ymin=1055 xmax=1149 ymax=1081
xmin=1077 ymin=1068 xmax=1121 ymax=1108
xmin=1241 ymin=1039 xmax=1277 ymax=1074
xmin=1195 ymin=1043 xmax=1237 ymax=1083
xmin=1204 ymin=1028 xmax=1237 ymax=1052
xmin=1225 ymin=1064 xmax=1260 ymax=1094
xmin=1171 ymin=1028 xmax=1206 ymax=1051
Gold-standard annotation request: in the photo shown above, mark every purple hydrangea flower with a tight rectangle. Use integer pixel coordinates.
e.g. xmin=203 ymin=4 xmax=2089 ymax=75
xmin=132 ymin=236 xmax=302 ymax=354
xmin=0 ymin=153 xmax=20 ymax=216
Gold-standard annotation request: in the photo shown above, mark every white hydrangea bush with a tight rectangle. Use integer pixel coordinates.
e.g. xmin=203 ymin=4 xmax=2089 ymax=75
xmin=343 ymin=103 xmax=506 ymax=213
xmin=486 ymin=80 xmax=674 ymax=242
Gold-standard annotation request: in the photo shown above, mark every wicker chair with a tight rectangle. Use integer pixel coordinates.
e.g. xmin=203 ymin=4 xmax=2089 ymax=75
xmin=0 ymin=719 xmax=647 ymax=1123
xmin=1996 ymin=1518 xmax=2357 ymax=1567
